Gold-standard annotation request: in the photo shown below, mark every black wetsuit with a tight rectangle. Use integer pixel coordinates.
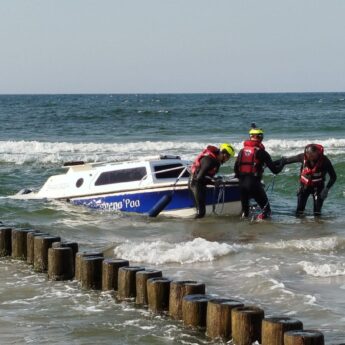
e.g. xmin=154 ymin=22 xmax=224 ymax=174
xmin=283 ymin=153 xmax=337 ymax=216
xmin=189 ymin=156 xmax=220 ymax=218
xmin=234 ymin=149 xmax=282 ymax=218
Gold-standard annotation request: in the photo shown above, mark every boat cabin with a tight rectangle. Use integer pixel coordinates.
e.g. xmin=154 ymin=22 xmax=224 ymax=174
xmin=36 ymin=156 xmax=190 ymax=199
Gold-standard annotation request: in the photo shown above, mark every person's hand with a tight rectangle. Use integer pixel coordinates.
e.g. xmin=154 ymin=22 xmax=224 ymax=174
xmin=320 ymin=187 xmax=329 ymax=200
xmin=272 ymin=157 xmax=285 ymax=174
xmin=273 ymin=157 xmax=287 ymax=169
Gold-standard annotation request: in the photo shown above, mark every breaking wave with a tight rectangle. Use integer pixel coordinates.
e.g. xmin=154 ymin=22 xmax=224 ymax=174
xmin=113 ymin=237 xmax=245 ymax=264
xmin=0 ymin=140 xmax=200 ymax=165
xmin=112 ymin=236 xmax=345 ymax=266
xmin=0 ymin=138 xmax=344 ymax=165
xmin=299 ymin=261 xmax=345 ymax=277
xmin=262 ymin=138 xmax=345 ymax=156
xmin=260 ymin=236 xmax=345 ymax=253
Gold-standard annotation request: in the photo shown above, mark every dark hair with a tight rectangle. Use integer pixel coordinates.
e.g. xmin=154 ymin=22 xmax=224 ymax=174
xmin=305 ymin=145 xmax=318 ymax=153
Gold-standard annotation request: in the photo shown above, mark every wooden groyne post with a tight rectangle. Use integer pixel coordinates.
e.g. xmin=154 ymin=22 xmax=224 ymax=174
xmin=75 ymin=251 xmax=103 ymax=281
xmin=284 ymin=330 xmax=324 ymax=345
xmin=117 ymin=266 xmax=145 ymax=299
xmin=231 ymin=305 xmax=265 ymax=345
xmin=147 ymin=277 xmax=171 ymax=313
xmin=206 ymin=298 xmax=244 ymax=340
xmin=169 ymin=280 xmax=205 ymax=320
xmin=182 ymin=294 xmax=211 ymax=328
xmin=27 ymin=232 xmax=49 ymax=265
xmin=135 ymin=269 xmax=162 ymax=305
xmin=0 ymin=227 xmax=12 ymax=257
xmin=102 ymin=258 xmax=129 ymax=291
xmin=262 ymin=317 xmax=303 ymax=345
xmin=52 ymin=241 xmax=79 ymax=269
xmin=12 ymin=229 xmax=35 ymax=260
xmin=48 ymin=247 xmax=74 ymax=281
xmin=80 ymin=256 xmax=104 ymax=289
xmin=33 ymin=235 xmax=61 ymax=272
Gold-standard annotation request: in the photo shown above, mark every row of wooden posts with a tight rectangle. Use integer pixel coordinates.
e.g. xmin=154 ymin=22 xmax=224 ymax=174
xmin=0 ymin=226 xmax=327 ymax=345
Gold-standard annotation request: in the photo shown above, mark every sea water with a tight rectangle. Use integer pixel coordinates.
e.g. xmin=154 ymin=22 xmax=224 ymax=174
xmin=0 ymin=93 xmax=344 ymax=344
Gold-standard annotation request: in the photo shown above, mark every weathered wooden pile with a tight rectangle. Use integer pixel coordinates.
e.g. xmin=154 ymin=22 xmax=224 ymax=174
xmin=0 ymin=226 xmax=327 ymax=345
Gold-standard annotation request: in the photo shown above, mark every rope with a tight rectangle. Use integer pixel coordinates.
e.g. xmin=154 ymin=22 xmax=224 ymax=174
xmin=212 ymin=180 xmax=226 ymax=215
xmin=265 ymin=175 xmax=276 ymax=193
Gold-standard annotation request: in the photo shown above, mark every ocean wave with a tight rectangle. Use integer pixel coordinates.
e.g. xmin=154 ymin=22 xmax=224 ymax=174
xmin=262 ymin=138 xmax=345 ymax=156
xmin=0 ymin=140 xmax=201 ymax=165
xmin=0 ymin=138 xmax=344 ymax=165
xmin=259 ymin=236 xmax=345 ymax=252
xmin=113 ymin=237 xmax=245 ymax=264
xmin=299 ymin=261 xmax=345 ymax=277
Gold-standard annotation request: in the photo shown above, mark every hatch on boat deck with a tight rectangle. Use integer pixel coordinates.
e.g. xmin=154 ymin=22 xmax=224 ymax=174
xmin=63 ymin=161 xmax=85 ymax=167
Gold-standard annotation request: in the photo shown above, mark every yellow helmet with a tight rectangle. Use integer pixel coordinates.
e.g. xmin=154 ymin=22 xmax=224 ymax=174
xmin=220 ymin=143 xmax=235 ymax=157
xmin=249 ymin=127 xmax=264 ymax=136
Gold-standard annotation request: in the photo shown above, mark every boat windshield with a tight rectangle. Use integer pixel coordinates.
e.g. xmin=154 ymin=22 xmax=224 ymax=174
xmin=153 ymin=164 xmax=190 ymax=179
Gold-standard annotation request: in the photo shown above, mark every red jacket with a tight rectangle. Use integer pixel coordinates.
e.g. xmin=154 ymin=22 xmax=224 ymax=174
xmin=191 ymin=145 xmax=219 ymax=178
xmin=300 ymin=144 xmax=324 ymax=187
xmin=237 ymin=140 xmax=265 ymax=176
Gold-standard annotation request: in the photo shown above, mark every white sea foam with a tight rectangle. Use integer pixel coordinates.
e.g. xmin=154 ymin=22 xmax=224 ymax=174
xmin=113 ymin=237 xmax=245 ymax=264
xmin=0 ymin=138 xmax=344 ymax=164
xmin=299 ymin=261 xmax=345 ymax=277
xmin=85 ymin=306 xmax=104 ymax=312
xmin=0 ymin=140 xmax=201 ymax=164
xmin=304 ymin=294 xmax=317 ymax=305
xmin=260 ymin=236 xmax=345 ymax=252
xmin=269 ymin=278 xmax=285 ymax=290
xmin=261 ymin=138 xmax=345 ymax=156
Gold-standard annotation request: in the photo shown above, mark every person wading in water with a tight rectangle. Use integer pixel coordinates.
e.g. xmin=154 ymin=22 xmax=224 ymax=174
xmin=234 ymin=124 xmax=283 ymax=220
xmin=189 ymin=143 xmax=235 ymax=218
xmin=278 ymin=144 xmax=337 ymax=217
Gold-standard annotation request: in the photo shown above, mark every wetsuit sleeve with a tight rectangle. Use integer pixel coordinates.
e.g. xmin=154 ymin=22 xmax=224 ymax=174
xmin=234 ymin=152 xmax=241 ymax=177
xmin=323 ymin=156 xmax=337 ymax=189
xmin=283 ymin=153 xmax=304 ymax=165
xmin=194 ymin=156 xmax=219 ymax=184
xmin=258 ymin=150 xmax=283 ymax=174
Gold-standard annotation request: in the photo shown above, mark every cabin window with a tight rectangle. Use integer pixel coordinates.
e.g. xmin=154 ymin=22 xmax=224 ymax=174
xmin=154 ymin=164 xmax=190 ymax=179
xmin=76 ymin=178 xmax=84 ymax=188
xmin=95 ymin=167 xmax=147 ymax=186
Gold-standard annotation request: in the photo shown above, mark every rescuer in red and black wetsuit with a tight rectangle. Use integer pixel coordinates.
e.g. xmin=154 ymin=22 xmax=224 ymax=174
xmin=278 ymin=144 xmax=337 ymax=217
xmin=234 ymin=126 xmax=283 ymax=220
xmin=189 ymin=143 xmax=235 ymax=218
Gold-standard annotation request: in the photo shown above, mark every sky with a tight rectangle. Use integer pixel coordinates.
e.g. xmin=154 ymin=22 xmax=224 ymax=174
xmin=0 ymin=0 xmax=345 ymax=94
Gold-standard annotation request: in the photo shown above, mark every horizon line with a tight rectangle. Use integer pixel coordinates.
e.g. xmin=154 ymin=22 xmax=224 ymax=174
xmin=0 ymin=90 xmax=345 ymax=96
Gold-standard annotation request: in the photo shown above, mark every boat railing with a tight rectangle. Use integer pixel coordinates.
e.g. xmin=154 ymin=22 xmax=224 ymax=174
xmin=138 ymin=164 xmax=191 ymax=187
xmin=63 ymin=156 xmax=185 ymax=169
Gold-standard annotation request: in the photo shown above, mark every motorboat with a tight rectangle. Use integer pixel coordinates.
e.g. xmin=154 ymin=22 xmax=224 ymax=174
xmin=18 ymin=155 xmax=241 ymax=218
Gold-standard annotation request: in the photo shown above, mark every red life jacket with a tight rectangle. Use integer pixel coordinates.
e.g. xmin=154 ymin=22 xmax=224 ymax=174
xmin=238 ymin=140 xmax=265 ymax=175
xmin=300 ymin=144 xmax=324 ymax=187
xmin=191 ymin=145 xmax=219 ymax=177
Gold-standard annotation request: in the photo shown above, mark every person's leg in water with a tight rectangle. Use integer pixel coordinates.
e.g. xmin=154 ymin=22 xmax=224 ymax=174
xmin=296 ymin=185 xmax=311 ymax=217
xmin=312 ymin=185 xmax=324 ymax=217
xmin=189 ymin=180 xmax=207 ymax=218
xmin=253 ymin=183 xmax=271 ymax=220
xmin=239 ymin=176 xmax=251 ymax=218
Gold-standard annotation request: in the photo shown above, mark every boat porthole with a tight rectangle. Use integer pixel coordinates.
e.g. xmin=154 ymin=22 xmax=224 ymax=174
xmin=76 ymin=178 xmax=84 ymax=188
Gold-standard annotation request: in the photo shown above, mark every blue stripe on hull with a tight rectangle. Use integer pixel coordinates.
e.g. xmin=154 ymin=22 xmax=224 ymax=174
xmin=71 ymin=185 xmax=240 ymax=214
